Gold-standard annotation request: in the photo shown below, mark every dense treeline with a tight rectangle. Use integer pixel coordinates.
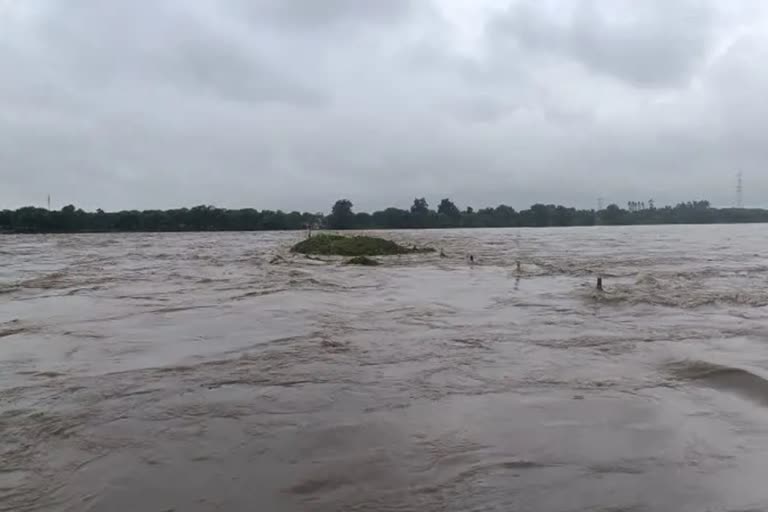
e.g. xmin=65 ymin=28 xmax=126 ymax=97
xmin=1 ymin=199 xmax=767 ymax=233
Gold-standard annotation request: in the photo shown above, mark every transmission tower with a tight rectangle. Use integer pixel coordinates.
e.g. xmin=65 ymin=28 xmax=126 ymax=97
xmin=737 ymin=171 xmax=743 ymax=208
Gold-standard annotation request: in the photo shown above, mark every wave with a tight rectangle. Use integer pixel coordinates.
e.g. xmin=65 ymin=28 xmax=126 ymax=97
xmin=584 ymin=274 xmax=768 ymax=308
xmin=18 ymin=272 xmax=67 ymax=290
xmin=527 ymin=258 xmax=609 ymax=277
xmin=0 ymin=284 xmax=18 ymax=295
xmin=149 ymin=305 xmax=219 ymax=314
xmin=667 ymin=360 xmax=768 ymax=405
xmin=233 ymin=288 xmax=287 ymax=300
xmin=0 ymin=327 xmax=29 ymax=339
xmin=0 ymin=319 xmax=38 ymax=339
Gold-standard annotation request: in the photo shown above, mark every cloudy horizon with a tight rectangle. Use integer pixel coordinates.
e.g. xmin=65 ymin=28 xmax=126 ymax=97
xmin=2 ymin=0 xmax=767 ymax=213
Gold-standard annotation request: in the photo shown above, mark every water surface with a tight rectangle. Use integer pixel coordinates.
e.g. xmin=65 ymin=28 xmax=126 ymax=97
xmin=3 ymin=225 xmax=768 ymax=511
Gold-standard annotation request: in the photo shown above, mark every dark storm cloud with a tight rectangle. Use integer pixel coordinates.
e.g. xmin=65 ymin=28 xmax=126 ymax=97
xmin=1 ymin=0 xmax=768 ymax=211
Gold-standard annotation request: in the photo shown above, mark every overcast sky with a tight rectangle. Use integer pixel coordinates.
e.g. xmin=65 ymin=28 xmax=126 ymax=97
xmin=2 ymin=0 xmax=767 ymax=212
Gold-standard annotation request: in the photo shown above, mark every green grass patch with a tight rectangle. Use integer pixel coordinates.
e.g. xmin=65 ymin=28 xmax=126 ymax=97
xmin=291 ymin=234 xmax=434 ymax=257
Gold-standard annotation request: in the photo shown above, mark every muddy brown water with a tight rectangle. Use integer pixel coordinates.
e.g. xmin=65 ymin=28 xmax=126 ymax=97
xmin=3 ymin=226 xmax=768 ymax=511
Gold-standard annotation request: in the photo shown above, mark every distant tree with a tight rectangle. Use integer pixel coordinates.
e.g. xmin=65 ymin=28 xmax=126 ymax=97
xmin=3 ymin=196 xmax=768 ymax=234
xmin=410 ymin=197 xmax=429 ymax=215
xmin=602 ymin=204 xmax=624 ymax=225
xmin=354 ymin=212 xmax=372 ymax=228
xmin=530 ymin=204 xmax=551 ymax=227
xmin=372 ymin=207 xmax=410 ymax=228
xmin=554 ymin=205 xmax=575 ymax=226
xmin=494 ymin=205 xmax=518 ymax=227
xmin=437 ymin=198 xmax=460 ymax=218
xmin=328 ymin=199 xmax=354 ymax=229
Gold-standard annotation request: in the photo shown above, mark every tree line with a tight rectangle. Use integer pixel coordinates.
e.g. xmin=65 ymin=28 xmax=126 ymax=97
xmin=1 ymin=199 xmax=767 ymax=233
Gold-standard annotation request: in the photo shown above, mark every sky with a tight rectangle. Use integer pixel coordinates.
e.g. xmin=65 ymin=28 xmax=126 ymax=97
xmin=2 ymin=0 xmax=768 ymax=212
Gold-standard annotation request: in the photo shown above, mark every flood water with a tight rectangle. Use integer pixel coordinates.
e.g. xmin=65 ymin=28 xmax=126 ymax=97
xmin=3 ymin=225 xmax=768 ymax=511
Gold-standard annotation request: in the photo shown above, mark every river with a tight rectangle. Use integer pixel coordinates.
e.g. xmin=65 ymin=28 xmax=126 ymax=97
xmin=2 ymin=225 xmax=768 ymax=511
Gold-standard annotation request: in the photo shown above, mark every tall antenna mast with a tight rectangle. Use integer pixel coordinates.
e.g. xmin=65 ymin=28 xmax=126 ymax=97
xmin=47 ymin=194 xmax=51 ymax=211
xmin=737 ymin=171 xmax=743 ymax=208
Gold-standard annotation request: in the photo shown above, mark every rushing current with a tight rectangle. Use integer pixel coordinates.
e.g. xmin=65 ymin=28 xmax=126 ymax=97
xmin=3 ymin=225 xmax=768 ymax=511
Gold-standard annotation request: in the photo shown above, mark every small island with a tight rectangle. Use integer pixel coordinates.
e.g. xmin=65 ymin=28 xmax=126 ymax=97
xmin=291 ymin=234 xmax=434 ymax=265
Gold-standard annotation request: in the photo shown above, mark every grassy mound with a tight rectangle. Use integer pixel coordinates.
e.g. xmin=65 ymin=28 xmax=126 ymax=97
xmin=291 ymin=234 xmax=433 ymax=257
xmin=345 ymin=256 xmax=380 ymax=266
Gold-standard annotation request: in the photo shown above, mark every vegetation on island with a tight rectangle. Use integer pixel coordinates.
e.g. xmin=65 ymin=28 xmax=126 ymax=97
xmin=291 ymin=233 xmax=433 ymax=257
xmin=2 ymin=198 xmax=768 ymax=233
xmin=344 ymin=256 xmax=380 ymax=266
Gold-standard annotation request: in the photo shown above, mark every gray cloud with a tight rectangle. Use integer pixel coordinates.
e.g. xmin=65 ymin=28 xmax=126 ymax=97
xmin=488 ymin=0 xmax=718 ymax=87
xmin=25 ymin=0 xmax=328 ymax=106
xmin=1 ymin=0 xmax=768 ymax=211
xmin=240 ymin=0 xmax=418 ymax=29
xmin=448 ymin=95 xmax=518 ymax=124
